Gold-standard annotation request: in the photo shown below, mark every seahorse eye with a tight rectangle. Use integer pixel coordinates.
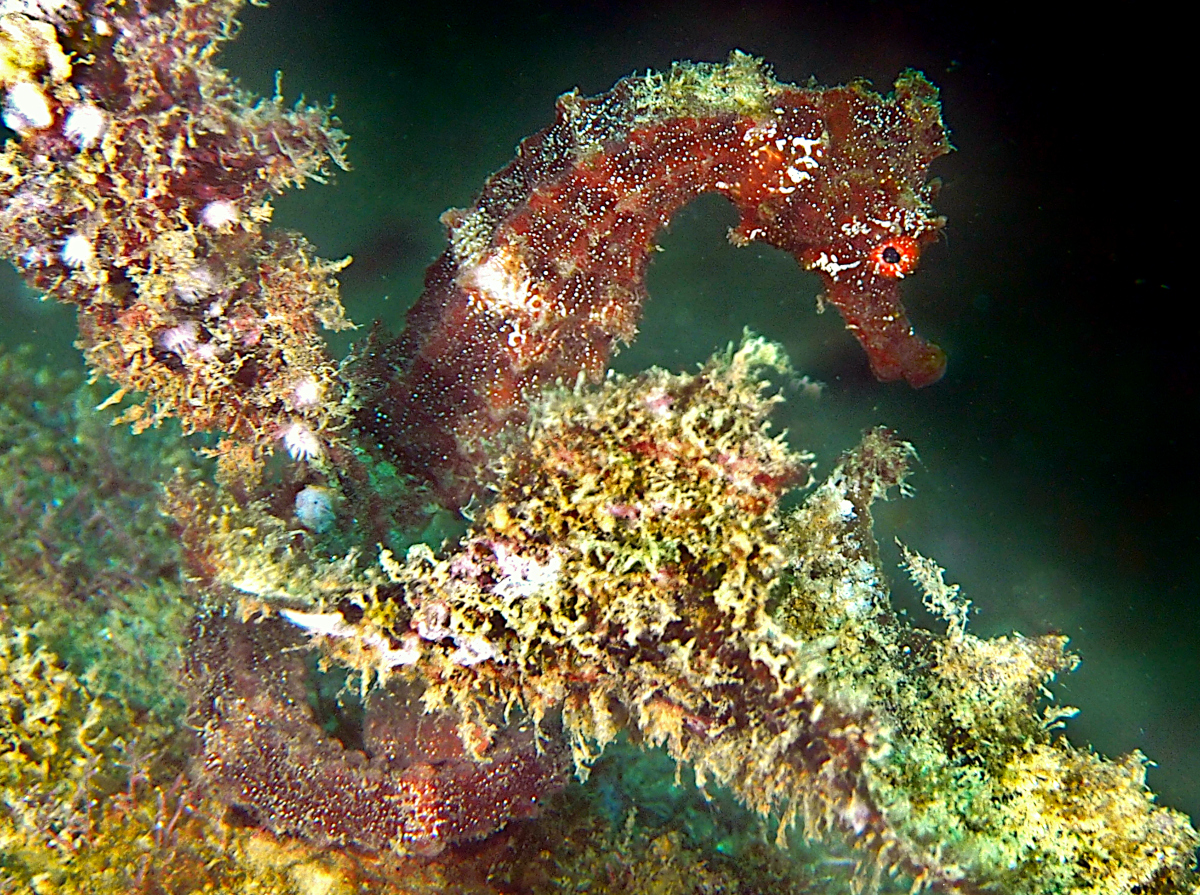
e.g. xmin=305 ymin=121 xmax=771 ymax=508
xmin=868 ymin=235 xmax=920 ymax=279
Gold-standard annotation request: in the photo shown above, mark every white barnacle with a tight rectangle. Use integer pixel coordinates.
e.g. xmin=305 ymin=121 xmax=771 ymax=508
xmin=291 ymin=375 xmax=322 ymax=409
xmin=60 ymin=232 xmax=94 ymax=267
xmin=200 ymin=199 xmax=239 ymax=229
xmin=63 ymin=102 xmax=106 ymax=150
xmin=173 ymin=263 xmax=219 ymax=304
xmin=2 ymin=81 xmax=53 ymax=133
xmin=281 ymin=421 xmax=322 ymax=461
xmin=155 ymin=319 xmax=199 ymax=356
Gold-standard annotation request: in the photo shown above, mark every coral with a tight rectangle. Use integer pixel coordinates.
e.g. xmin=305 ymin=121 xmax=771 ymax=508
xmin=0 ymin=346 xmax=466 ymax=895
xmin=777 ymin=433 xmax=1200 ymax=893
xmin=0 ymin=345 xmax=196 ymax=739
xmin=543 ymin=738 xmax=917 ymax=894
xmin=0 ymin=620 xmax=355 ymax=895
xmin=357 ymin=339 xmax=973 ymax=890
xmin=0 ymin=352 xmax=886 ymax=895
xmin=354 ymin=50 xmax=950 ymax=509
xmin=0 ymin=345 xmax=224 ymax=893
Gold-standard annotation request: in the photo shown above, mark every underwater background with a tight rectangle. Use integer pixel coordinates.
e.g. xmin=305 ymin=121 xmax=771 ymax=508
xmin=2 ymin=0 xmax=1195 ymax=843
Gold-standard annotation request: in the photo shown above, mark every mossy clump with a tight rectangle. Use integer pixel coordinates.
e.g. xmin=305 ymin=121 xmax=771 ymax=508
xmin=0 ymin=347 xmax=299 ymax=894
xmin=0 ymin=345 xmax=197 ymax=743
xmin=180 ymin=334 xmax=1199 ymax=892
xmin=777 ymin=435 xmax=1200 ymax=894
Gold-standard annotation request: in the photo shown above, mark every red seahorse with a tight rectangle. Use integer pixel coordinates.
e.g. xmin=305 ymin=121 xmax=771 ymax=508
xmin=358 ymin=52 xmax=951 ymax=507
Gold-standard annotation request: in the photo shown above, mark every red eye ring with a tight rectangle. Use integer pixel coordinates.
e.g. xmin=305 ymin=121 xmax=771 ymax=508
xmin=869 ymin=236 xmax=920 ymax=278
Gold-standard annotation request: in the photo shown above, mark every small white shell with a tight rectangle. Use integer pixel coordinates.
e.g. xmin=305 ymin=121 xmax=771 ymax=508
xmin=281 ymin=422 xmax=322 ymax=461
xmin=63 ymin=103 xmax=106 ymax=149
xmin=60 ymin=232 xmax=94 ymax=267
xmin=2 ymin=82 xmax=53 ymax=133
xmin=294 ymin=485 xmax=336 ymax=533
xmin=200 ymin=199 xmax=239 ymax=229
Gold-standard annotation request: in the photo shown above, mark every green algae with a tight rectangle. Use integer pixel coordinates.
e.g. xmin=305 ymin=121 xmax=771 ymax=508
xmin=0 ymin=342 xmax=882 ymax=895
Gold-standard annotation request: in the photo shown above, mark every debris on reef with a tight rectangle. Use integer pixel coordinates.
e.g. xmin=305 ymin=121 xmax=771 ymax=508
xmin=356 ymin=50 xmax=950 ymax=509
xmin=2 ymin=1 xmax=1198 ymax=893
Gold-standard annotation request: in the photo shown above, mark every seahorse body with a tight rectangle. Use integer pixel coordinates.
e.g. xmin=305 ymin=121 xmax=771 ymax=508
xmin=359 ymin=52 xmax=951 ymax=506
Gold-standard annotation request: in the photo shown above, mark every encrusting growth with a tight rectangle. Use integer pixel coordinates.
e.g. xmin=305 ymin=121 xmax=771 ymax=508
xmin=193 ymin=335 xmax=1200 ymax=892
xmin=0 ymin=0 xmax=352 ymax=481
xmin=777 ymin=430 xmax=1198 ymax=893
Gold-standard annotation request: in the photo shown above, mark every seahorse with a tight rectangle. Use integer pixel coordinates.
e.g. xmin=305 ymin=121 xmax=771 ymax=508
xmin=356 ymin=51 xmax=950 ymax=507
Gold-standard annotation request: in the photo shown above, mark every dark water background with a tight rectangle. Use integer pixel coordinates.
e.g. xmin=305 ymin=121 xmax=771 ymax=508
xmin=2 ymin=1 xmax=1194 ymax=821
